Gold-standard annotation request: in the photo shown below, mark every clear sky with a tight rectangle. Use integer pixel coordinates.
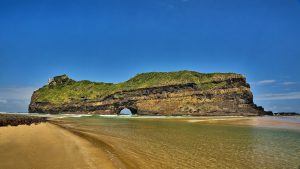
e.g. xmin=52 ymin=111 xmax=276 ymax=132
xmin=0 ymin=0 xmax=300 ymax=112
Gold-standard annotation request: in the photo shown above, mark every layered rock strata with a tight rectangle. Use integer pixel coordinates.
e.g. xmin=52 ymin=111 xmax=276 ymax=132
xmin=29 ymin=71 xmax=267 ymax=116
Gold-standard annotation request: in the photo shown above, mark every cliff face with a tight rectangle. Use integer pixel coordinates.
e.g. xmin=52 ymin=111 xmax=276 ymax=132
xmin=29 ymin=71 xmax=267 ymax=116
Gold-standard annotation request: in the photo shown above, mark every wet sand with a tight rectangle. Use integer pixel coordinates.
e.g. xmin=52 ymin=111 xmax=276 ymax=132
xmin=185 ymin=116 xmax=300 ymax=130
xmin=51 ymin=116 xmax=300 ymax=169
xmin=0 ymin=123 xmax=116 ymax=169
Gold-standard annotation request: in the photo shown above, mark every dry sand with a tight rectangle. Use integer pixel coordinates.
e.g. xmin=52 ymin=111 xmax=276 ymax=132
xmin=0 ymin=123 xmax=116 ymax=169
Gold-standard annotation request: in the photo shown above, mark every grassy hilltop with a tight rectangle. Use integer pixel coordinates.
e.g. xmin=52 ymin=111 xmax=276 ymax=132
xmin=32 ymin=71 xmax=244 ymax=104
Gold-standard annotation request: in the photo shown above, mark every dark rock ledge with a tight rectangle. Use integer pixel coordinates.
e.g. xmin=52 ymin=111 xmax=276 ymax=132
xmin=0 ymin=114 xmax=47 ymax=127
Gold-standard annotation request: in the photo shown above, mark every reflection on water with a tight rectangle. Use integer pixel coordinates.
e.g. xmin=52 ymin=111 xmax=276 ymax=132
xmin=58 ymin=116 xmax=300 ymax=169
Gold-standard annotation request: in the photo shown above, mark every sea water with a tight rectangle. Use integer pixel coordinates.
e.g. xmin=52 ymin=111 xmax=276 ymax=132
xmin=58 ymin=116 xmax=300 ymax=169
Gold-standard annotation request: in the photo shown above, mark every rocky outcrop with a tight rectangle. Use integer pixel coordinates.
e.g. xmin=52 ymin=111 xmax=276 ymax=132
xmin=28 ymin=71 xmax=267 ymax=116
xmin=0 ymin=114 xmax=47 ymax=127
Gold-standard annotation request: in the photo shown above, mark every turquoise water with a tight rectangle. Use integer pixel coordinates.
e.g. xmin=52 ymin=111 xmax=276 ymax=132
xmin=59 ymin=116 xmax=300 ymax=169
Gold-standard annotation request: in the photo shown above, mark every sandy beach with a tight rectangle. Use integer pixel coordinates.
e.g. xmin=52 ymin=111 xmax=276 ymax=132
xmin=185 ymin=116 xmax=300 ymax=130
xmin=0 ymin=116 xmax=299 ymax=169
xmin=0 ymin=123 xmax=116 ymax=169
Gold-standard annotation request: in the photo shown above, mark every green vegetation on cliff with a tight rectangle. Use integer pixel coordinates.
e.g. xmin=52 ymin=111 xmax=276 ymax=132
xmin=32 ymin=71 xmax=245 ymax=104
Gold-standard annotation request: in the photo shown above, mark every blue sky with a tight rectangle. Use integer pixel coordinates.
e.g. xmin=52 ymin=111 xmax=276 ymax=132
xmin=0 ymin=0 xmax=300 ymax=112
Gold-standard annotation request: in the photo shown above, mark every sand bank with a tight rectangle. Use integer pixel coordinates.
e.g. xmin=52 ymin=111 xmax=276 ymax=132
xmin=186 ymin=116 xmax=300 ymax=130
xmin=0 ymin=123 xmax=117 ymax=169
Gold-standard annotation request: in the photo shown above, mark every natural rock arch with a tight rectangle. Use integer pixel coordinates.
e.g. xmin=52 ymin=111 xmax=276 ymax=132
xmin=117 ymin=107 xmax=138 ymax=115
xmin=29 ymin=72 xmax=268 ymax=116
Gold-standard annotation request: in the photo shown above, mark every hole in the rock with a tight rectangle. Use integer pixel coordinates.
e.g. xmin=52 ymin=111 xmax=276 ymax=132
xmin=119 ymin=108 xmax=132 ymax=115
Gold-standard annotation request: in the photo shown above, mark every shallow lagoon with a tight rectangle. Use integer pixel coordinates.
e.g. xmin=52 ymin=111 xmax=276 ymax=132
xmin=55 ymin=116 xmax=300 ymax=169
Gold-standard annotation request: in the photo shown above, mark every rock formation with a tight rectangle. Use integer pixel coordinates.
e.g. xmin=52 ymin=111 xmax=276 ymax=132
xmin=0 ymin=114 xmax=47 ymax=127
xmin=29 ymin=71 xmax=267 ymax=116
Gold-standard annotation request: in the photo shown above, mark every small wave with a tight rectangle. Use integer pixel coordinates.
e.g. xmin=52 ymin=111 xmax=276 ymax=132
xmin=69 ymin=114 xmax=93 ymax=118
